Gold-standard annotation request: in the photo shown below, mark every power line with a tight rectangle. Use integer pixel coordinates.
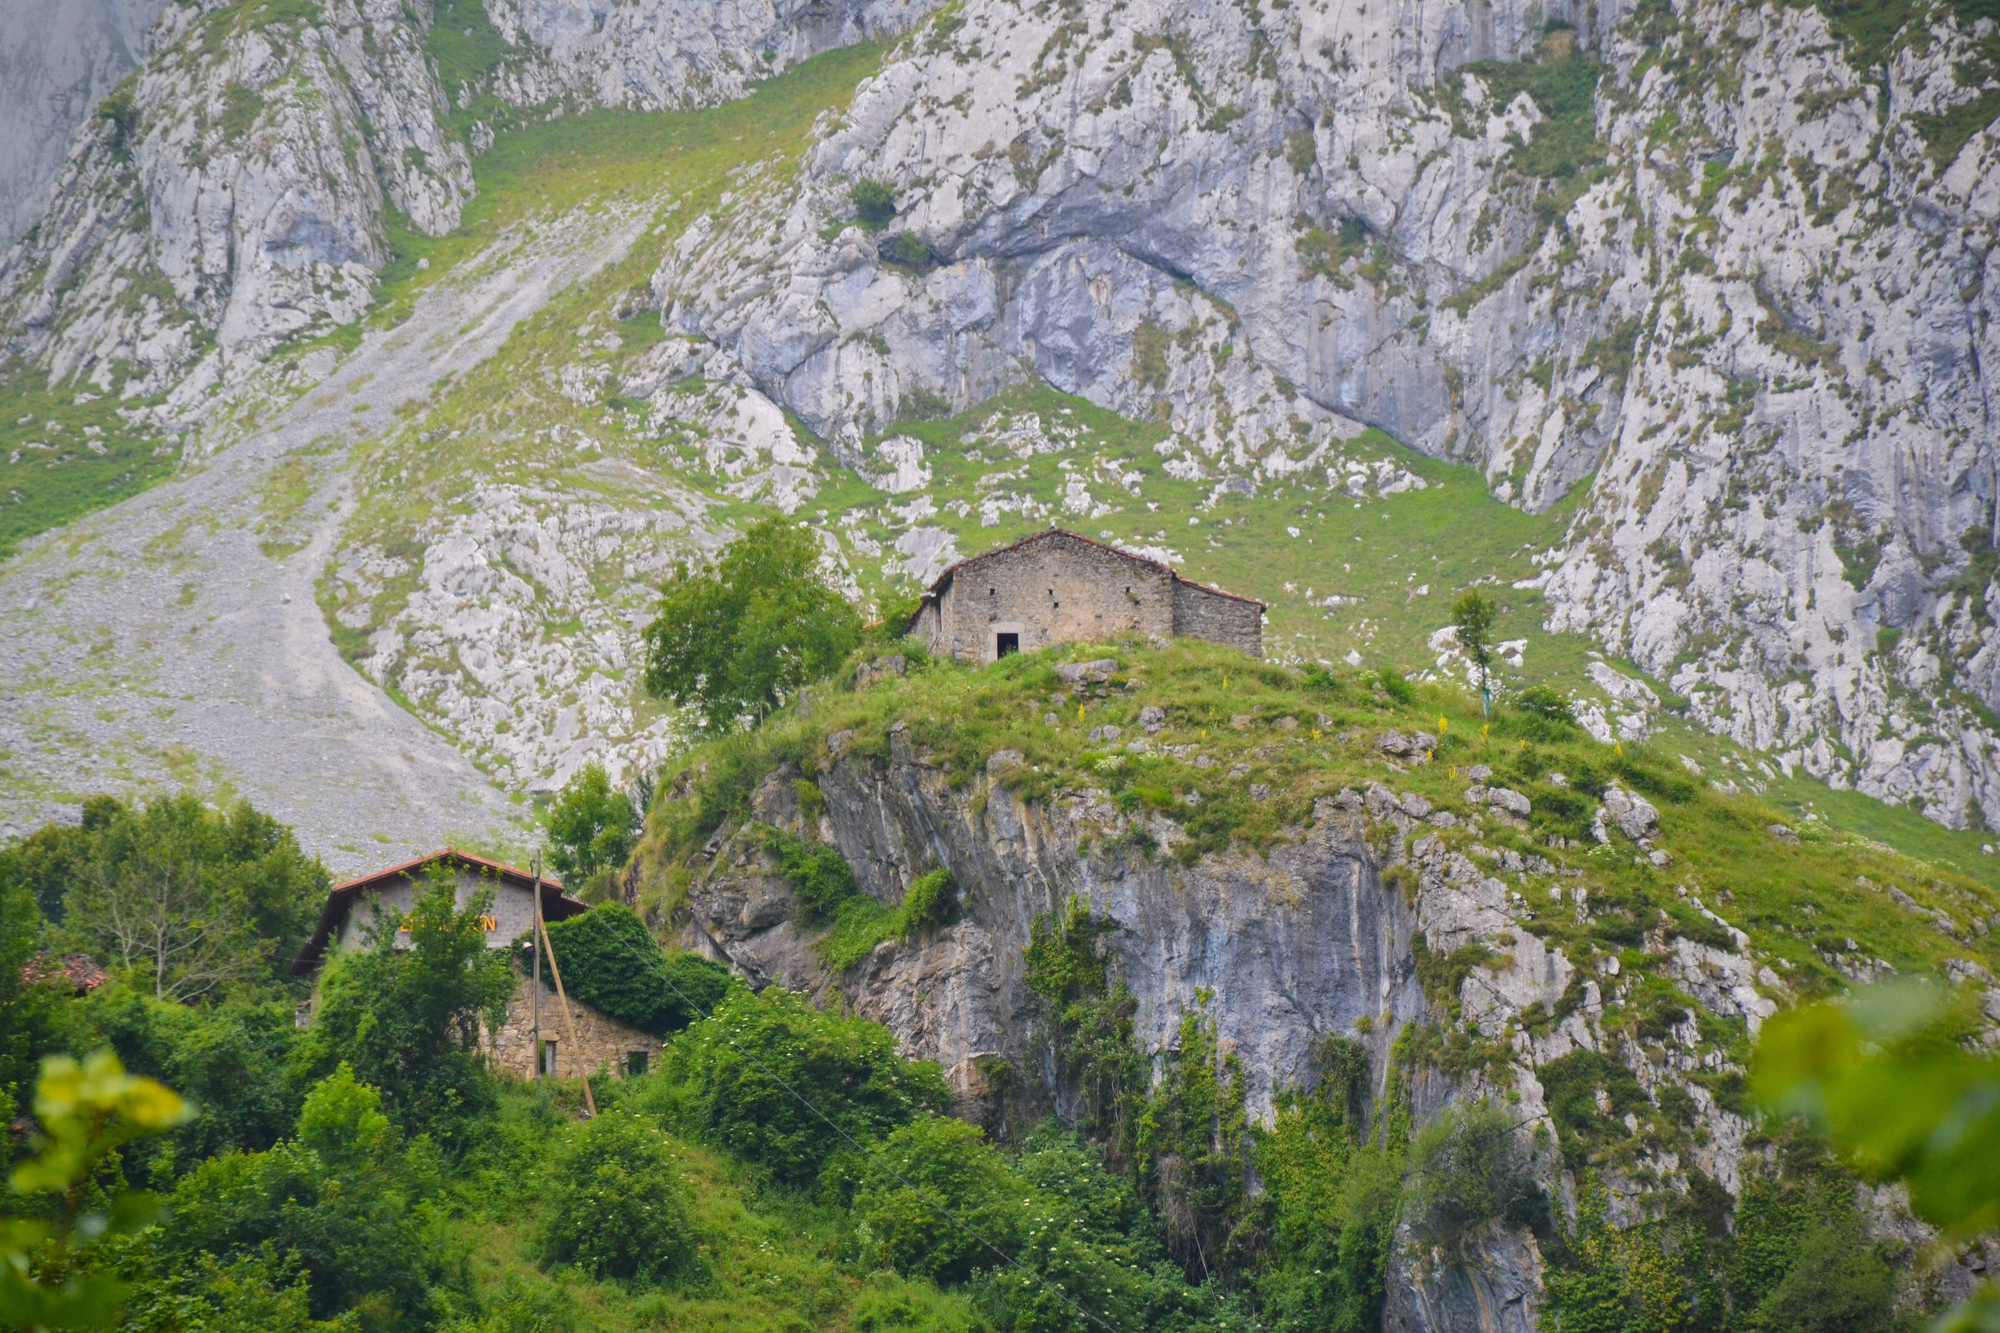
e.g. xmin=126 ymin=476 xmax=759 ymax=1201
xmin=576 ymin=909 xmax=1135 ymax=1333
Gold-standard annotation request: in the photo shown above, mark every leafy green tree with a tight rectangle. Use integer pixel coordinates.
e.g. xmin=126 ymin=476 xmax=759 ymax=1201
xmin=641 ymin=517 xmax=863 ymax=731
xmin=79 ymin=986 xmax=305 ymax=1170
xmin=33 ymin=794 xmax=327 ymax=1001
xmin=538 ymin=903 xmax=732 ymax=1037
xmin=1451 ymin=590 xmax=1497 ymax=712
xmin=536 ymin=1110 xmax=695 ymax=1284
xmin=160 ymin=1065 xmax=454 ymax=1332
xmin=853 ymin=1115 xmax=1025 ymax=1284
xmin=292 ymin=868 xmax=514 ymax=1147
xmin=543 ymin=762 xmax=640 ymax=884
xmin=0 ymin=1051 xmax=190 ymax=1333
xmin=1755 ymin=980 xmax=2000 ymax=1331
xmin=658 ymin=987 xmax=949 ymax=1187
xmin=0 ymin=796 xmax=123 ymax=924
xmin=0 ymin=869 xmax=74 ymax=1122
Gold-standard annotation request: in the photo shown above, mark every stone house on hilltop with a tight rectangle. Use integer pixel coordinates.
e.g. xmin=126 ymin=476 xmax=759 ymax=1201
xmin=908 ymin=529 xmax=1264 ymax=662
xmin=290 ymin=849 xmax=659 ymax=1080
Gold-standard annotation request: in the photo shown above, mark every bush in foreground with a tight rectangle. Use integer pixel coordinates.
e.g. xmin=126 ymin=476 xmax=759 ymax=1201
xmin=537 ymin=1110 xmax=696 ymax=1285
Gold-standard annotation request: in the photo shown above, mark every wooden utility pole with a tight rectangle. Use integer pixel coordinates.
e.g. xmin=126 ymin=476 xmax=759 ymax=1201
xmin=531 ymin=855 xmax=543 ymax=1080
xmin=534 ymin=863 xmax=595 ymax=1118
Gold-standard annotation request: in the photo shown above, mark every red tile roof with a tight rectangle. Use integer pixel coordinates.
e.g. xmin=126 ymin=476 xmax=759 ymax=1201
xmin=21 ymin=953 xmax=108 ymax=995
xmin=289 ymin=848 xmax=586 ymax=976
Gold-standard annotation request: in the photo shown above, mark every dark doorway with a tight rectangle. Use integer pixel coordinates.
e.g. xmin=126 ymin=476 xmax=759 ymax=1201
xmin=996 ymin=632 xmax=1020 ymax=657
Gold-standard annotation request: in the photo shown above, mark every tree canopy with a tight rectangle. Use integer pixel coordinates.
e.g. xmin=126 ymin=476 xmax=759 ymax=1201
xmin=1450 ymin=590 xmax=1496 ymax=708
xmin=2 ymin=793 xmax=326 ymax=1002
xmin=641 ymin=517 xmax=863 ymax=731
xmin=542 ymin=761 xmax=641 ymax=884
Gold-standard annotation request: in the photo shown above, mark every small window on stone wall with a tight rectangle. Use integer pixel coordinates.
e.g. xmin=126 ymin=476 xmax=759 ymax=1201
xmin=539 ymin=1039 xmax=558 ymax=1077
xmin=625 ymin=1050 xmax=649 ymax=1077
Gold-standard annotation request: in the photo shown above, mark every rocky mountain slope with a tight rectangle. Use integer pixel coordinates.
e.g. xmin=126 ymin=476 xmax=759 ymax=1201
xmin=653 ymin=0 xmax=2000 ymax=831
xmin=2 ymin=0 xmax=1999 ymax=869
xmin=637 ymin=641 xmax=2000 ymax=1328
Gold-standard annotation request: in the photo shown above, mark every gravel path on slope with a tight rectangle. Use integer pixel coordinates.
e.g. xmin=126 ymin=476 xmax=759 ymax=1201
xmin=0 ymin=204 xmax=653 ymax=873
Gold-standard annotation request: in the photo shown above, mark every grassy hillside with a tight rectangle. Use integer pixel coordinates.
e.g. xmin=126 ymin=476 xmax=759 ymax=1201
xmin=453 ymin=1081 xmax=982 ymax=1333
xmin=638 ymin=637 xmax=2000 ymax=997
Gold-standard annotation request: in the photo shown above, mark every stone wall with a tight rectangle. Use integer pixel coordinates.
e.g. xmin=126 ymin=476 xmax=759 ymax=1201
xmin=927 ymin=531 xmax=1175 ymax=661
xmin=1172 ymin=580 xmax=1264 ymax=657
xmin=915 ymin=531 xmax=1263 ymax=661
xmin=486 ymin=972 xmax=659 ymax=1081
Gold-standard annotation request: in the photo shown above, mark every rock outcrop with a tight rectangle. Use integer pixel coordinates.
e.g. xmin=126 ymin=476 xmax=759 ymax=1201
xmin=7 ymin=0 xmax=2000 ymax=848
xmin=0 ymin=0 xmax=167 ymax=244
xmin=660 ymin=734 xmax=1798 ymax=1324
xmin=0 ymin=0 xmax=932 ymax=426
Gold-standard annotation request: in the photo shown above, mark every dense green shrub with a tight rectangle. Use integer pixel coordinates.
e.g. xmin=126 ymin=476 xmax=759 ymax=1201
xmin=1405 ymin=1101 xmax=1547 ymax=1244
xmin=1024 ymin=900 xmax=1143 ymax=1148
xmin=539 ymin=903 xmax=732 ymax=1037
xmin=161 ymin=1066 xmax=454 ymax=1331
xmin=537 ymin=1110 xmax=696 ymax=1284
xmin=1136 ymin=1008 xmax=1250 ymax=1278
xmin=661 ymin=987 xmax=950 ymax=1186
xmin=1512 ymin=684 xmax=1575 ymax=723
xmin=1727 ymin=1169 xmax=1898 ymax=1331
xmin=853 ymin=1115 xmax=1024 ymax=1284
xmin=898 ymin=867 xmax=955 ymax=937
xmin=1541 ymin=1156 xmax=1903 ymax=1333
xmin=850 ymin=179 xmax=896 ymax=229
xmin=1374 ymin=668 xmax=1417 ymax=704
xmin=1538 ymin=1049 xmax=1653 ymax=1169
xmin=1252 ymin=1058 xmax=1403 ymax=1333
xmin=81 ymin=986 xmax=304 ymax=1170
xmin=764 ymin=827 xmax=858 ymax=923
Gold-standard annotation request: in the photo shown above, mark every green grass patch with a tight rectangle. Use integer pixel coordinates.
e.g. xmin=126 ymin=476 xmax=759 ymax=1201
xmin=1914 ymin=88 xmax=2000 ymax=166
xmin=0 ymin=369 xmax=177 ymax=561
xmin=1441 ymin=53 xmax=1606 ymax=180
xmin=365 ymin=41 xmax=888 ymax=332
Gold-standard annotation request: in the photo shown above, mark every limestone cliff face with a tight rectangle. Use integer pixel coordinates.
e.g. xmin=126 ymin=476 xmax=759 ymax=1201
xmin=0 ymin=0 xmax=168 ymax=244
xmin=678 ymin=740 xmax=1427 ymax=1122
xmin=0 ymin=0 xmax=929 ymax=422
xmin=0 ymin=0 xmax=475 ymax=406
xmin=7 ymin=0 xmax=2000 ymax=843
xmin=661 ymin=738 xmax=1801 ymax=1330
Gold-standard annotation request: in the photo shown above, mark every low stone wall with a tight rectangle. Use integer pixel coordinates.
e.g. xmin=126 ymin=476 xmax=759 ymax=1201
xmin=486 ymin=973 xmax=659 ymax=1081
xmin=1172 ymin=579 xmax=1263 ymax=657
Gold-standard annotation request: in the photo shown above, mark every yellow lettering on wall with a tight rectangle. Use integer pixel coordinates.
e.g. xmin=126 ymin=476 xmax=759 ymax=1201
xmin=479 ymin=914 xmax=498 ymax=932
